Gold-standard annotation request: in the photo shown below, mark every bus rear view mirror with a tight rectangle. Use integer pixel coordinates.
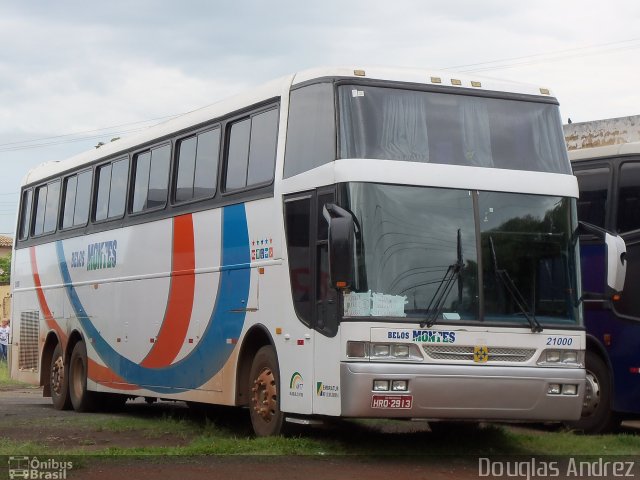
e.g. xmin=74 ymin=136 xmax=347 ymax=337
xmin=577 ymin=221 xmax=627 ymax=295
xmin=323 ymin=204 xmax=355 ymax=290
xmin=604 ymin=232 xmax=626 ymax=293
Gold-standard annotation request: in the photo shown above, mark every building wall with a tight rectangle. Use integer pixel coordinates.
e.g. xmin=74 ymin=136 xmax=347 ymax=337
xmin=564 ymin=115 xmax=640 ymax=150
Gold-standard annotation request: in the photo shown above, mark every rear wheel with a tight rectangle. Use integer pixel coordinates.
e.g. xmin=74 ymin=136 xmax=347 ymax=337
xmin=50 ymin=343 xmax=71 ymax=410
xmin=68 ymin=341 xmax=97 ymax=412
xmin=248 ymin=346 xmax=287 ymax=437
xmin=567 ymin=351 xmax=620 ymax=433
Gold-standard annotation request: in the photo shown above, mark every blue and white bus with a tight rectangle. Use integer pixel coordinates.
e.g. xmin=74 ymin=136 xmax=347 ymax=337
xmin=9 ymin=66 xmax=625 ymax=436
xmin=571 ymin=141 xmax=640 ymax=433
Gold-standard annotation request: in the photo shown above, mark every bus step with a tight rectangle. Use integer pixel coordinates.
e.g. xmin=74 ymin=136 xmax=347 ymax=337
xmin=285 ymin=416 xmax=324 ymax=426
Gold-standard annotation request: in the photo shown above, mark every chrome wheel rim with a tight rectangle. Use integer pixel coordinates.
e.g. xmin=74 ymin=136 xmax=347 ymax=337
xmin=582 ymin=369 xmax=601 ymax=417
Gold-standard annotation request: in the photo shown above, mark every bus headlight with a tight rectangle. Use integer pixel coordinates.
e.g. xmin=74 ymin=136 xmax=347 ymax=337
xmin=537 ymin=349 xmax=584 ymax=367
xmin=347 ymin=341 xmax=423 ymax=361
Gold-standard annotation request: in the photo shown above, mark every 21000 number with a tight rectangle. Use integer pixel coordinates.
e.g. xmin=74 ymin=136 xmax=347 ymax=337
xmin=546 ymin=337 xmax=573 ymax=346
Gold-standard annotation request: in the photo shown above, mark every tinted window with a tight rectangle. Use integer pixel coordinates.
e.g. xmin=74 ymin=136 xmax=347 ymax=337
xmin=226 ymin=118 xmax=251 ymax=190
xmin=108 ymin=158 xmax=128 ymax=218
xmin=338 ymin=85 xmax=570 ymax=174
xmin=33 ymin=185 xmax=48 ymax=236
xmin=284 ymin=196 xmax=312 ymax=325
xmin=285 ymin=83 xmax=336 ymax=178
xmin=132 ymin=151 xmax=151 ymax=213
xmin=147 ymin=145 xmax=170 ymax=209
xmin=225 ymin=107 xmax=279 ymax=191
xmin=31 ymin=180 xmax=61 ymax=236
xmin=62 ymin=175 xmax=78 ymax=229
xmin=617 ymin=162 xmax=640 ymax=233
xmin=176 ymin=129 xmax=219 ymax=202
xmin=176 ymin=137 xmax=197 ymax=202
xmin=95 ymin=157 xmax=128 ymax=221
xmin=95 ymin=163 xmax=112 ymax=221
xmin=18 ymin=189 xmax=33 ymax=241
xmin=247 ymin=109 xmax=278 ymax=185
xmin=193 ymin=129 xmax=219 ymax=199
xmin=74 ymin=170 xmax=91 ymax=226
xmin=575 ymin=167 xmax=610 ymax=229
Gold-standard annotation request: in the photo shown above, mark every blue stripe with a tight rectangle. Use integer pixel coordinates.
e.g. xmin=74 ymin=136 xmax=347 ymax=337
xmin=57 ymin=204 xmax=251 ymax=394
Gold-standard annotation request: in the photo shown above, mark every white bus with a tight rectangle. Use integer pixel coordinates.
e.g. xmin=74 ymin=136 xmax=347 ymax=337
xmin=9 ymin=66 xmax=625 ymax=436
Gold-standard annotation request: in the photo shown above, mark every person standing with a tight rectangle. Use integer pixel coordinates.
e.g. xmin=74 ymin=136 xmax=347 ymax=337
xmin=0 ymin=318 xmax=9 ymax=362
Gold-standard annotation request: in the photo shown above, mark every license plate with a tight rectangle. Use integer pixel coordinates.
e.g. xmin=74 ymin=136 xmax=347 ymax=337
xmin=371 ymin=395 xmax=413 ymax=409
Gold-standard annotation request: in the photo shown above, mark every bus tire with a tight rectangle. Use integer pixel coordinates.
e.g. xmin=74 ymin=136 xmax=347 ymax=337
xmin=248 ymin=345 xmax=287 ymax=437
xmin=68 ymin=341 xmax=97 ymax=412
xmin=50 ymin=343 xmax=71 ymax=410
xmin=567 ymin=350 xmax=620 ymax=434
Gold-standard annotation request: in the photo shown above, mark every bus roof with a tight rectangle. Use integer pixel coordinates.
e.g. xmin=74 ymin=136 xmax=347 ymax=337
xmin=22 ymin=66 xmax=557 ymax=186
xmin=569 ymin=141 xmax=640 ymax=162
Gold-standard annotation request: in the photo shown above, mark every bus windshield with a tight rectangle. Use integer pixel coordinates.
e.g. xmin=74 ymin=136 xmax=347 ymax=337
xmin=338 ymin=85 xmax=570 ymax=174
xmin=341 ymin=183 xmax=579 ymax=326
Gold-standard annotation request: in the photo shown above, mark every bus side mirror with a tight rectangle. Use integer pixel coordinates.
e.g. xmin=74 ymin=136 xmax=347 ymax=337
xmin=578 ymin=221 xmax=627 ymax=295
xmin=323 ymin=204 xmax=355 ymax=290
xmin=604 ymin=232 xmax=626 ymax=293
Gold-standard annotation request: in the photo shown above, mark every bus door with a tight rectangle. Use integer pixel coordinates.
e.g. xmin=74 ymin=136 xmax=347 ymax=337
xmin=283 ymin=188 xmax=340 ymax=415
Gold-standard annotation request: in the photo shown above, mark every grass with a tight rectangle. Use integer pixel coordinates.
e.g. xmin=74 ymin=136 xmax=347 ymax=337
xmin=1 ymin=405 xmax=640 ymax=458
xmin=1 ymin=361 xmax=639 ymax=458
xmin=0 ymin=360 xmax=31 ymax=389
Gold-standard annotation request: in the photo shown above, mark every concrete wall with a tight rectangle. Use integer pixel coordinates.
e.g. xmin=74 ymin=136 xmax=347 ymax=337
xmin=564 ymin=115 xmax=640 ymax=150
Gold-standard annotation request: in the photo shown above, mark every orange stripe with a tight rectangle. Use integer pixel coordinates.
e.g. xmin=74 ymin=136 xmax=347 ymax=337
xmin=30 ymin=247 xmax=67 ymax=344
xmin=141 ymin=214 xmax=196 ymax=368
xmin=88 ymin=359 xmax=139 ymax=390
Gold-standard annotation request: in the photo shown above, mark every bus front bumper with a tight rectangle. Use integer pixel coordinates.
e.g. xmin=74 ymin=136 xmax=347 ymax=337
xmin=340 ymin=362 xmax=585 ymax=421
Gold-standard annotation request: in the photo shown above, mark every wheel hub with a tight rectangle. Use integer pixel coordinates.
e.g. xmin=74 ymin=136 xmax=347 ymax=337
xmin=251 ymin=367 xmax=277 ymax=423
xmin=51 ymin=356 xmax=65 ymax=396
xmin=582 ymin=369 xmax=601 ymax=417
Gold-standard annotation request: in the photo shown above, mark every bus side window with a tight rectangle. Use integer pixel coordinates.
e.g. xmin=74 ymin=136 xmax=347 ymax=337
xmin=225 ymin=107 xmax=278 ymax=191
xmin=32 ymin=181 xmax=60 ymax=236
xmin=284 ymin=83 xmax=336 ymax=178
xmin=132 ymin=144 xmax=170 ymax=213
xmin=175 ymin=128 xmax=220 ymax=203
xmin=18 ymin=189 xmax=33 ymax=241
xmin=95 ymin=157 xmax=129 ymax=221
xmin=61 ymin=170 xmax=91 ymax=229
xmin=575 ymin=167 xmax=610 ymax=229
xmin=617 ymin=162 xmax=640 ymax=233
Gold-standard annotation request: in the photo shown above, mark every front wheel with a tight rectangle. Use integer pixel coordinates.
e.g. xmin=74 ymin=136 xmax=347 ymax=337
xmin=248 ymin=345 xmax=287 ymax=437
xmin=566 ymin=351 xmax=620 ymax=433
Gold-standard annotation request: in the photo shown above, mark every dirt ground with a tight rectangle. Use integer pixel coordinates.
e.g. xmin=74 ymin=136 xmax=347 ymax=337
xmin=0 ymin=386 xmax=482 ymax=480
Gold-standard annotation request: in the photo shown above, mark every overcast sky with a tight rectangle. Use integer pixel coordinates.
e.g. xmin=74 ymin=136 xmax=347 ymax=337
xmin=1 ymin=0 xmax=639 ymax=234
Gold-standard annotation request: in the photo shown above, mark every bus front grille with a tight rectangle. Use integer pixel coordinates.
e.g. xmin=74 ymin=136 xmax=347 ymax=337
xmin=422 ymin=345 xmax=536 ymax=362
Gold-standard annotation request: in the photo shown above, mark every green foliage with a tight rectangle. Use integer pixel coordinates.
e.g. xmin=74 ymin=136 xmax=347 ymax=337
xmin=0 ymin=252 xmax=10 ymax=283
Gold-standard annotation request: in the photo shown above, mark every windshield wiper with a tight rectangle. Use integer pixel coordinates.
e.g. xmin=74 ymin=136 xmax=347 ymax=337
xmin=421 ymin=229 xmax=464 ymax=328
xmin=489 ymin=236 xmax=543 ymax=333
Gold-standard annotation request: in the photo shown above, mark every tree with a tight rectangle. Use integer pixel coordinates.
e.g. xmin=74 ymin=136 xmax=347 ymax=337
xmin=0 ymin=253 xmax=10 ymax=284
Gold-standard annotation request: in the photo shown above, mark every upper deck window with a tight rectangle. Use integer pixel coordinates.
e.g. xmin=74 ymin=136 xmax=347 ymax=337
xmin=95 ymin=157 xmax=128 ymax=221
xmin=338 ymin=85 xmax=570 ymax=175
xmin=224 ymin=107 xmax=279 ymax=191
xmin=284 ymin=83 xmax=336 ymax=178
xmin=175 ymin=128 xmax=220 ymax=203
xmin=32 ymin=180 xmax=60 ymax=236
xmin=132 ymin=144 xmax=170 ymax=213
